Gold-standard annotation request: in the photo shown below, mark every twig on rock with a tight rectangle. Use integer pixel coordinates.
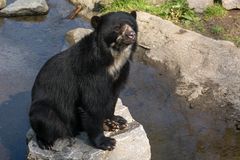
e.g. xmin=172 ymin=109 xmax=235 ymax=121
xmin=139 ymin=43 xmax=151 ymax=50
xmin=67 ymin=5 xmax=82 ymax=19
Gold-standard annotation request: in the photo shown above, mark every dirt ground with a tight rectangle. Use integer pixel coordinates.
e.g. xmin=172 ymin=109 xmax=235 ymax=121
xmin=199 ymin=10 xmax=240 ymax=47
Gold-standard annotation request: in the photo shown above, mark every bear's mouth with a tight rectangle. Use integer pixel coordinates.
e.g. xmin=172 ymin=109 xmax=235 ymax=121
xmin=123 ymin=33 xmax=136 ymax=44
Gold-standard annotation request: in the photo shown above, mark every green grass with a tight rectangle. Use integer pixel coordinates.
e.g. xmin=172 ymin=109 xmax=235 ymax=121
xmin=157 ymin=0 xmax=199 ymax=23
xmin=226 ymin=36 xmax=240 ymax=47
xmin=100 ymin=0 xmax=239 ymax=47
xmin=211 ymin=25 xmax=225 ymax=35
xmin=234 ymin=37 xmax=240 ymax=47
xmin=204 ymin=4 xmax=227 ymax=18
xmin=101 ymin=0 xmax=199 ymax=23
xmin=101 ymin=0 xmax=150 ymax=13
xmin=184 ymin=20 xmax=205 ymax=32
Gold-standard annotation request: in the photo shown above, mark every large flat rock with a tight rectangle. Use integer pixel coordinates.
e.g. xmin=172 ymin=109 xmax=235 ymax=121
xmin=137 ymin=11 xmax=240 ymax=110
xmin=0 ymin=0 xmax=6 ymax=9
xmin=65 ymin=28 xmax=93 ymax=46
xmin=27 ymin=99 xmax=151 ymax=160
xmin=0 ymin=0 xmax=49 ymax=17
xmin=187 ymin=0 xmax=213 ymax=13
xmin=222 ymin=0 xmax=240 ymax=10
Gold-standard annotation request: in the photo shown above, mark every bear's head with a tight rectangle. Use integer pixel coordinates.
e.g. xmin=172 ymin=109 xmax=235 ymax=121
xmin=91 ymin=11 xmax=138 ymax=52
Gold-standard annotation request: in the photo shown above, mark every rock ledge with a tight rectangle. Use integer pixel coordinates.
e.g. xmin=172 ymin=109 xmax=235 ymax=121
xmin=136 ymin=11 xmax=240 ymax=111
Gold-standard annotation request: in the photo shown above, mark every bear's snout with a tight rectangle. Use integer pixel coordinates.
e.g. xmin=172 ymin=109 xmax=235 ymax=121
xmin=126 ymin=30 xmax=136 ymax=40
xmin=121 ymin=24 xmax=136 ymax=44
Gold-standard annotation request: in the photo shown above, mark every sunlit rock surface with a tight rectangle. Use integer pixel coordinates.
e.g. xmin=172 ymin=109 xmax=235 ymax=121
xmin=137 ymin=11 xmax=240 ymax=110
xmin=0 ymin=0 xmax=6 ymax=9
xmin=0 ymin=0 xmax=49 ymax=17
xmin=222 ymin=0 xmax=240 ymax=10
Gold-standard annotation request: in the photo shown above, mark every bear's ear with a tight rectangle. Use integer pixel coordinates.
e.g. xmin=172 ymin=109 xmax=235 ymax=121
xmin=130 ymin=11 xmax=137 ymax=19
xmin=91 ymin=16 xmax=101 ymax=29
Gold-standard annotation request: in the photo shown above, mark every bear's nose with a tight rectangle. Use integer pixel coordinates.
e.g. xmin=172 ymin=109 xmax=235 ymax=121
xmin=126 ymin=31 xmax=136 ymax=40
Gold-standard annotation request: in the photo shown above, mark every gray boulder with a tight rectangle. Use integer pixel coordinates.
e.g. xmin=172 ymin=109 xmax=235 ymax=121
xmin=0 ymin=0 xmax=6 ymax=9
xmin=187 ymin=0 xmax=213 ymax=13
xmin=65 ymin=28 xmax=92 ymax=46
xmin=222 ymin=0 xmax=240 ymax=10
xmin=27 ymin=99 xmax=151 ymax=159
xmin=0 ymin=0 xmax=49 ymax=17
xmin=136 ymin=11 xmax=240 ymax=110
xmin=68 ymin=0 xmax=103 ymax=20
xmin=69 ymin=0 xmax=101 ymax=10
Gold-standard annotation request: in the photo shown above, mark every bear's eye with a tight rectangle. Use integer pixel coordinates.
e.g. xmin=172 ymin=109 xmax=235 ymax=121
xmin=113 ymin=25 xmax=121 ymax=32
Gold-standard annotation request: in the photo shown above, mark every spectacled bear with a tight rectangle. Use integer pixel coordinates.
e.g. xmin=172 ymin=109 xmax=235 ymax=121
xmin=29 ymin=11 xmax=138 ymax=151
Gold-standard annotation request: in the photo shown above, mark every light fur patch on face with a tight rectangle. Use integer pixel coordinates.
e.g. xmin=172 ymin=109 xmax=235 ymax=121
xmin=116 ymin=24 xmax=129 ymax=44
xmin=108 ymin=45 xmax=132 ymax=79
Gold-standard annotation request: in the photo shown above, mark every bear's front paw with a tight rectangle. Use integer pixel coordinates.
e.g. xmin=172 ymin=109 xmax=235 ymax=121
xmin=94 ymin=134 xmax=116 ymax=151
xmin=103 ymin=116 xmax=127 ymax=131
xmin=112 ymin=115 xmax=127 ymax=130
xmin=103 ymin=119 xmax=119 ymax=131
xmin=112 ymin=115 xmax=127 ymax=125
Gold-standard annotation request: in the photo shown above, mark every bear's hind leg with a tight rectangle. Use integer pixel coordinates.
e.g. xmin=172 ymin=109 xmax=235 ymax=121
xmin=29 ymin=101 xmax=71 ymax=149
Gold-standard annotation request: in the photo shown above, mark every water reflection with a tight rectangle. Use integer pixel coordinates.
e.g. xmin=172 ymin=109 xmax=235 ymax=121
xmin=0 ymin=92 xmax=30 ymax=160
xmin=0 ymin=143 xmax=10 ymax=160
xmin=0 ymin=18 xmax=4 ymax=27
xmin=10 ymin=15 xmax=47 ymax=22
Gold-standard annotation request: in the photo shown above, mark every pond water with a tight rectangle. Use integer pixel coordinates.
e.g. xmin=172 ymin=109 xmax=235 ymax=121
xmin=0 ymin=0 xmax=240 ymax=160
xmin=121 ymin=61 xmax=240 ymax=160
xmin=0 ymin=0 xmax=89 ymax=159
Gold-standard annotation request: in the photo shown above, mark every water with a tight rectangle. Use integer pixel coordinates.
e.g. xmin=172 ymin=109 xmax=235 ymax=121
xmin=121 ymin=58 xmax=240 ymax=160
xmin=121 ymin=61 xmax=240 ymax=160
xmin=0 ymin=0 xmax=89 ymax=159
xmin=0 ymin=0 xmax=240 ymax=160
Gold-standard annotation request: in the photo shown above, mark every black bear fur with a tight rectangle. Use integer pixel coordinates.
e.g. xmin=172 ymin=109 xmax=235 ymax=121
xmin=29 ymin=11 xmax=138 ymax=151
